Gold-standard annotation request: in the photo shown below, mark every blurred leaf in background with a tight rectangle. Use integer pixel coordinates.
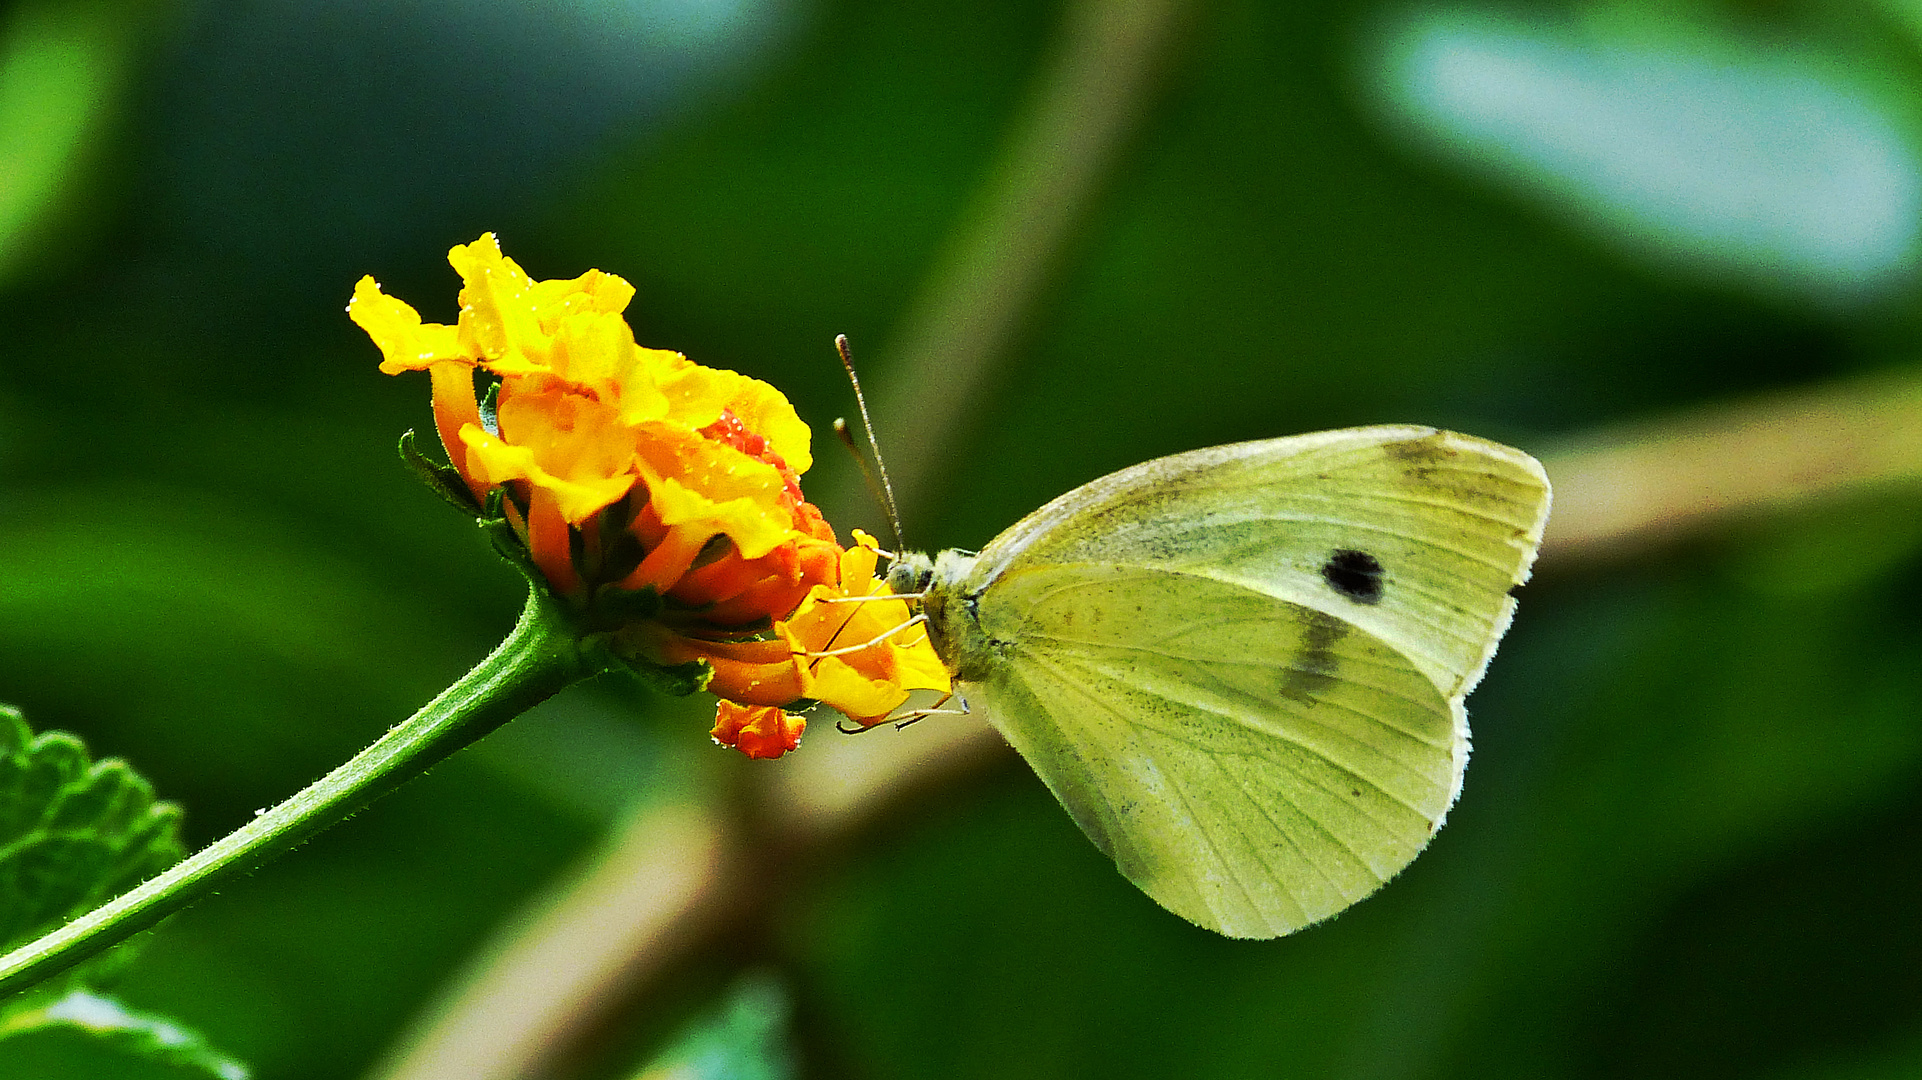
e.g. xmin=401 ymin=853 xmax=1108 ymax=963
xmin=1365 ymin=5 xmax=1922 ymax=307
xmin=2 ymin=0 xmax=1921 ymax=1076
xmin=630 ymin=974 xmax=793 ymax=1080
xmin=0 ymin=0 xmax=163 ymax=286
xmin=0 ymin=991 xmax=248 ymax=1080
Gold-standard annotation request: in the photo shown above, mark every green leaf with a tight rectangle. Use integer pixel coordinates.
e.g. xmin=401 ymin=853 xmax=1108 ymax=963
xmin=594 ymin=646 xmax=714 ymax=699
xmin=0 ymin=990 xmax=249 ymax=1080
xmin=629 ymin=974 xmax=793 ymax=1080
xmin=0 ymin=704 xmax=182 ymax=998
xmin=0 ymin=0 xmax=152 ymax=285
xmin=397 ymin=430 xmax=480 ymax=517
xmin=593 ymin=584 xmax=665 ymax=625
xmin=478 ymin=377 xmax=501 ymax=436
xmin=479 ymin=488 xmax=546 ymax=585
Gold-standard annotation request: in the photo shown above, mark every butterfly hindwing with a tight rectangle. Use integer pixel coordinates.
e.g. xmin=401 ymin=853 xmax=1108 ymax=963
xmin=965 ymin=564 xmax=1457 ymax=938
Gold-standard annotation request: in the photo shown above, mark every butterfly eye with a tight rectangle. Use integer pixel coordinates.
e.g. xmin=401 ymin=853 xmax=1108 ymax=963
xmin=886 ymin=554 xmax=934 ymax=596
xmin=1321 ymin=549 xmax=1386 ymax=605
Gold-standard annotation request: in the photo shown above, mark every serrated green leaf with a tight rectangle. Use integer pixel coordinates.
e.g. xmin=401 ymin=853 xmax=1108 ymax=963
xmin=0 ymin=990 xmax=249 ymax=1079
xmin=630 ymin=974 xmax=792 ymax=1080
xmin=0 ymin=704 xmax=182 ymax=1001
xmin=0 ymin=712 xmax=27 ymax=757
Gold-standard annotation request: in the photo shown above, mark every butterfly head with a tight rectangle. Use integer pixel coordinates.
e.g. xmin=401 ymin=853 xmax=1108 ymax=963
xmin=885 ymin=550 xmax=935 ymax=597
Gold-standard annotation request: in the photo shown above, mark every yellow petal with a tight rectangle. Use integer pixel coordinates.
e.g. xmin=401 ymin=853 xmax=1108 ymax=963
xmin=652 ymin=359 xmax=813 ymax=473
xmin=889 ymin=628 xmax=953 ymax=693
xmin=838 ymin=542 xmax=880 ymax=585
xmin=449 ymin=234 xmax=552 ymax=371
xmin=461 ymin=388 xmax=639 ymax=524
xmin=652 ymin=353 xmax=734 ymax=430
xmin=722 ymin=372 xmax=814 ymax=474
xmin=347 ymin=276 xmax=464 ymax=374
xmin=529 ymin=268 xmax=635 ymax=324
xmin=551 ymin=311 xmax=670 ymax=422
xmin=806 ymin=655 xmax=910 ymax=721
xmin=634 ymin=425 xmax=799 ymax=559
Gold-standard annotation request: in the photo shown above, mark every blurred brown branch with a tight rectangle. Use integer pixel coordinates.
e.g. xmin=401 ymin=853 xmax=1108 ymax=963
xmin=1537 ymin=364 xmax=1922 ymax=566
xmin=365 ymin=802 xmax=742 ymax=1080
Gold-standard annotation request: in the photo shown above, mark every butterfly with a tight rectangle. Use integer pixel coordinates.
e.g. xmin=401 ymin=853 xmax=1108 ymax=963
xmin=884 ymin=426 xmax=1550 ymax=938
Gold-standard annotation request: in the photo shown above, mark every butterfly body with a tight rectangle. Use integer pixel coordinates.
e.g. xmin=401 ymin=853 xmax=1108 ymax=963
xmin=888 ymin=425 xmax=1550 ymax=939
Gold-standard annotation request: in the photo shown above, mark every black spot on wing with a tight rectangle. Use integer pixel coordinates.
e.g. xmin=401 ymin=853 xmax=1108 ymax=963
xmin=1281 ymin=609 xmax=1346 ymax=704
xmin=1322 ymin=549 xmax=1385 ymax=605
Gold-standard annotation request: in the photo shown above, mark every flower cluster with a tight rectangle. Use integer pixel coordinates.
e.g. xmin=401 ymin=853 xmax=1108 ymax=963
xmin=349 ymin=234 xmax=949 ymax=757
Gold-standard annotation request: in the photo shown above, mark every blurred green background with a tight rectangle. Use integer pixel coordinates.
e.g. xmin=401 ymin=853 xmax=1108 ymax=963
xmin=3 ymin=0 xmax=1922 ymax=1076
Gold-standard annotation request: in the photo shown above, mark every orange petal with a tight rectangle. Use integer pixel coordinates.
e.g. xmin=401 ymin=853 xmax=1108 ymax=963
xmin=669 ymin=551 xmax=751 ymax=601
xmin=524 ymin=485 xmax=579 ymax=596
xmin=665 ymin=637 xmax=805 ymax=706
xmin=710 ymin=702 xmax=806 ymax=760
xmin=426 ymin=361 xmax=484 ymax=494
xmin=621 ymin=525 xmax=710 ymax=594
xmin=699 ymin=575 xmax=814 ymax=628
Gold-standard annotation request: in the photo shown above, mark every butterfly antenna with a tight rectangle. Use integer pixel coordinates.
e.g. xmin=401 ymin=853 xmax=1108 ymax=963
xmin=836 ymin=334 xmax=905 ymax=552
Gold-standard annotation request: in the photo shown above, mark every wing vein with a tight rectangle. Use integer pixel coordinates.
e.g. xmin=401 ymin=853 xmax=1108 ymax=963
xmin=1030 ymin=649 xmax=1447 ymax=825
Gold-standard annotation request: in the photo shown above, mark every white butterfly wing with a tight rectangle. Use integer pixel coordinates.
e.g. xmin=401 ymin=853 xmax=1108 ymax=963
xmin=932 ymin=426 xmax=1550 ymax=938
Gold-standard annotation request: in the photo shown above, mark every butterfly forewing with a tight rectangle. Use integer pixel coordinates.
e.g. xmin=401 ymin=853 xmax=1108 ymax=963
xmin=959 ymin=426 xmax=1551 ymax=700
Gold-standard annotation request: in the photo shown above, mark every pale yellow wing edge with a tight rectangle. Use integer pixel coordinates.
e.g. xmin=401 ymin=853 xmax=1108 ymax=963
xmin=963 ymin=425 xmax=1447 ymax=586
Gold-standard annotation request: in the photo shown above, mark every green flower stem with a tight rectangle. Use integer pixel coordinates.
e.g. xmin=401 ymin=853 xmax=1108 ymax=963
xmin=0 ymin=587 xmax=596 ymax=998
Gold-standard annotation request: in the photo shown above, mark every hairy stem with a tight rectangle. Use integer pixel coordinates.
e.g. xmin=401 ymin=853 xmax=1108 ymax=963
xmin=0 ymin=587 xmax=593 ymax=999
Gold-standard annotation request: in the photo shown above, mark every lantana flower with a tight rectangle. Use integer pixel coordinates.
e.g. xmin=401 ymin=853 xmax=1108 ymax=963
xmin=349 ymin=234 xmax=949 ymax=756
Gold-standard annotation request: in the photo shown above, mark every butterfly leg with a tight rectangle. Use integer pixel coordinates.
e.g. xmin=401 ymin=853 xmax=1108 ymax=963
xmin=795 ymin=614 xmax=929 ymax=658
xmin=832 ymin=691 xmax=970 ymax=734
